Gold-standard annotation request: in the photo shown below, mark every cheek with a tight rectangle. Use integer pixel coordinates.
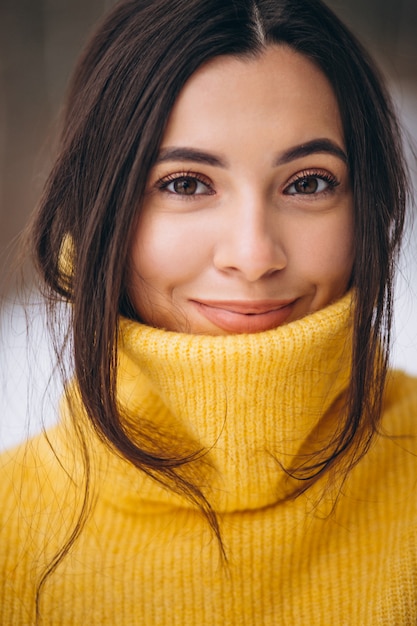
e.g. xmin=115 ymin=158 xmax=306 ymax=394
xmin=129 ymin=214 xmax=211 ymax=289
xmin=294 ymin=209 xmax=354 ymax=286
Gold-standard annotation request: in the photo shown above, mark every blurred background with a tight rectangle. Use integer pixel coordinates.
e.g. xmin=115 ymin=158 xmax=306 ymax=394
xmin=0 ymin=0 xmax=416 ymax=449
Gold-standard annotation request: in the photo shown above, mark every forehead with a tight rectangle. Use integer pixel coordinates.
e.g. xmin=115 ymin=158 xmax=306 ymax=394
xmin=161 ymin=45 xmax=344 ymax=153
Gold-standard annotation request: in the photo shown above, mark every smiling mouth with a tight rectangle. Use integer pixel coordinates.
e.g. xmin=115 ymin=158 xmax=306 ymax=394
xmin=191 ymin=299 xmax=297 ymax=333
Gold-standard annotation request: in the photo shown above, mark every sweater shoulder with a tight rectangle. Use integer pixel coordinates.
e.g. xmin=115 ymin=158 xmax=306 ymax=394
xmin=382 ymin=369 xmax=417 ymax=436
xmin=0 ymin=427 xmax=84 ymax=609
xmin=355 ymin=369 xmax=417 ymax=523
xmin=0 ymin=425 xmax=85 ymax=530
xmin=0 ymin=428 xmax=66 ymax=511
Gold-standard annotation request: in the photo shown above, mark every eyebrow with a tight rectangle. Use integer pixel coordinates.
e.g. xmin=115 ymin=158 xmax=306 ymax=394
xmin=156 ymin=147 xmax=228 ymax=168
xmin=274 ymin=139 xmax=347 ymax=166
xmin=155 ymin=138 xmax=347 ymax=169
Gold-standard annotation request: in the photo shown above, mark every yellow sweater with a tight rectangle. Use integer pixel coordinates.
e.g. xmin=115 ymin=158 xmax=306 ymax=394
xmin=1 ymin=294 xmax=417 ymax=624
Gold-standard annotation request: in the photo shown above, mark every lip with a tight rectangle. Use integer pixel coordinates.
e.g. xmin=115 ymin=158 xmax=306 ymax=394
xmin=191 ymin=299 xmax=297 ymax=333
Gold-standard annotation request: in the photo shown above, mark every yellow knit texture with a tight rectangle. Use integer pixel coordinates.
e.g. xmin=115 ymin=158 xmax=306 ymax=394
xmin=1 ymin=294 xmax=417 ymax=624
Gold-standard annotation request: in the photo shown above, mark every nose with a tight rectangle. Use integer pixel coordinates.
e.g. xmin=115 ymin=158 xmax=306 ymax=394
xmin=213 ymin=194 xmax=287 ymax=282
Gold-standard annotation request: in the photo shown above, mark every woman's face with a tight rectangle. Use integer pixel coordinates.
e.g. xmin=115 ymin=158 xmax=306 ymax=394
xmin=128 ymin=46 xmax=354 ymax=335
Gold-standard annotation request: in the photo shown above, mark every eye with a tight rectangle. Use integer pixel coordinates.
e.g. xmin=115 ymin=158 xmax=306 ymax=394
xmin=157 ymin=173 xmax=213 ymax=196
xmin=284 ymin=171 xmax=339 ymax=196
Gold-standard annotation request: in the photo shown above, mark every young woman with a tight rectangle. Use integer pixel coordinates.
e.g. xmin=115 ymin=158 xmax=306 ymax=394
xmin=1 ymin=0 xmax=416 ymax=623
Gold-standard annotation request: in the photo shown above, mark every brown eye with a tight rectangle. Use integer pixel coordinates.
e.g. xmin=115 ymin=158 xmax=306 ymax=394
xmin=173 ymin=177 xmax=198 ymax=195
xmin=159 ymin=175 xmax=212 ymax=195
xmin=294 ymin=177 xmax=319 ymax=194
xmin=285 ymin=173 xmax=337 ymax=196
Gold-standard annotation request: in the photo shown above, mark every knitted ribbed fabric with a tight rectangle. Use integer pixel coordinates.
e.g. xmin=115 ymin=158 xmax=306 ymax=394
xmin=1 ymin=294 xmax=417 ymax=624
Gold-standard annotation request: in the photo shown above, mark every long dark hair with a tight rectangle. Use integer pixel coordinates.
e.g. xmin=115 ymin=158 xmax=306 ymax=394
xmin=31 ymin=0 xmax=408 ymax=604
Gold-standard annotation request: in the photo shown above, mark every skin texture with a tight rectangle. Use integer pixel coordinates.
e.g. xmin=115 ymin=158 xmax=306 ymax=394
xmin=128 ymin=45 xmax=354 ymax=335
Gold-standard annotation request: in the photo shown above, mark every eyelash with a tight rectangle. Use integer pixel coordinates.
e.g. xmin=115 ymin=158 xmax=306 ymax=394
xmin=154 ymin=168 xmax=340 ymax=198
xmin=155 ymin=171 xmax=214 ymax=197
xmin=283 ymin=169 xmax=340 ymax=196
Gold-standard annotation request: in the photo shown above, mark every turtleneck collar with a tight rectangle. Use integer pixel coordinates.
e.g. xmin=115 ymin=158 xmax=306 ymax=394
xmin=85 ymin=293 xmax=353 ymax=513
